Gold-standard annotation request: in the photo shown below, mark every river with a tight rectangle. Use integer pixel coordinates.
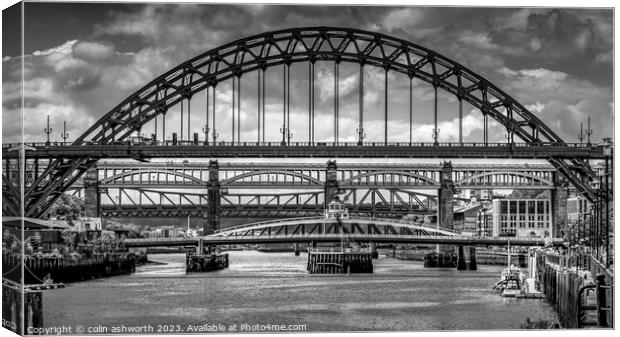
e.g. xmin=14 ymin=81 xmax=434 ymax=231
xmin=42 ymin=250 xmax=558 ymax=332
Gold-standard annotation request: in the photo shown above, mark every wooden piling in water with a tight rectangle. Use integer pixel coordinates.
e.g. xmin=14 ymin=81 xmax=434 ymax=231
xmin=306 ymin=251 xmax=373 ymax=274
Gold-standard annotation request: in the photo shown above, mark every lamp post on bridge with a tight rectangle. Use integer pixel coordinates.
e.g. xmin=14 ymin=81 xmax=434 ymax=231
xmin=202 ymin=125 xmax=209 ymax=146
xmin=280 ymin=126 xmax=292 ymax=146
xmin=432 ymin=128 xmax=440 ymax=146
xmin=61 ymin=121 xmax=69 ymax=145
xmin=212 ymin=130 xmax=219 ymax=145
xmin=44 ymin=114 xmax=52 ymax=146
xmin=356 ymin=127 xmax=366 ymax=146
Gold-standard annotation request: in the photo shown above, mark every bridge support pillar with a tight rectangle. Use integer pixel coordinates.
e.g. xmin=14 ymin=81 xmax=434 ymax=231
xmin=551 ymin=175 xmax=569 ymax=239
xmin=294 ymin=243 xmax=300 ymax=256
xmin=83 ymin=167 xmax=100 ymax=218
xmin=369 ymin=242 xmax=378 ymax=259
xmin=324 ymin=160 xmax=340 ymax=204
xmin=204 ymin=160 xmax=221 ymax=235
xmin=438 ymin=161 xmax=455 ymax=230
xmin=468 ymin=247 xmax=477 ymax=270
xmin=457 ymin=245 xmax=467 ymax=270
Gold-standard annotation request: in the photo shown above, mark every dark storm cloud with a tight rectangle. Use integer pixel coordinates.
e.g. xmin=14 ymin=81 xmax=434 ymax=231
xmin=1 ymin=3 xmax=613 ymax=144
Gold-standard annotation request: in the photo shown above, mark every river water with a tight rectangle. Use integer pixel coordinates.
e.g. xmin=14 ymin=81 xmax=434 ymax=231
xmin=42 ymin=251 xmax=558 ymax=332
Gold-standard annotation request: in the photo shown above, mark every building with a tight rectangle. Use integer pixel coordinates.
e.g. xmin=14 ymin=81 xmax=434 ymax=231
xmin=458 ymin=189 xmax=493 ymax=202
xmin=2 ymin=217 xmax=70 ymax=253
xmin=71 ymin=217 xmax=103 ymax=232
xmin=453 ymin=204 xmax=485 ymax=235
xmin=567 ymin=196 xmax=591 ymax=224
xmin=481 ymin=207 xmax=494 ymax=237
xmin=491 ymin=199 xmax=552 ymax=237
xmin=160 ymin=226 xmax=182 ymax=238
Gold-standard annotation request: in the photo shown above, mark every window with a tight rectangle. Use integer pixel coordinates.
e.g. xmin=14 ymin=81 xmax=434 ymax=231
xmin=509 ymin=201 xmax=517 ymax=213
xmin=528 ymin=201 xmax=536 ymax=213
xmin=519 ymin=201 xmax=526 ymax=213
xmin=501 ymin=201 xmax=508 ymax=213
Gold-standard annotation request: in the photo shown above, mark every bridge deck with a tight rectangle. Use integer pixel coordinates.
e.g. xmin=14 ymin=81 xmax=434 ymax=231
xmin=124 ymin=234 xmax=562 ymax=248
xmin=3 ymin=142 xmax=604 ymax=159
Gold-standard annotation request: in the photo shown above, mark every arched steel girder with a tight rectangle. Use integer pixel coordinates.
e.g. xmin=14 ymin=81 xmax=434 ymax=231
xmin=23 ymin=26 xmax=596 ymax=217
xmin=340 ymin=170 xmax=438 ymax=186
xmin=454 ymin=171 xmax=554 ymax=187
xmin=221 ymin=170 xmax=322 ymax=186
xmin=213 ymin=216 xmax=459 ymax=238
xmin=77 ymin=27 xmax=564 ymax=145
xmin=101 ymin=169 xmax=205 ymax=186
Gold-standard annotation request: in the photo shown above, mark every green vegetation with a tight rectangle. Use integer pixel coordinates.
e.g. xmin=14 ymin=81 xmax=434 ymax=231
xmin=48 ymin=194 xmax=84 ymax=219
xmin=506 ymin=189 xmax=550 ymax=199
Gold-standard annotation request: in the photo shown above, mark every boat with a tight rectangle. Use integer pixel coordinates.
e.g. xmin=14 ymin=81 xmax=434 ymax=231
xmin=493 ymin=240 xmax=525 ymax=297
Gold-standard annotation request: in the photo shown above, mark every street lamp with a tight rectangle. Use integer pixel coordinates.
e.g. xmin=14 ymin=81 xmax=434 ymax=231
xmin=44 ymin=114 xmax=53 ymax=145
xmin=356 ymin=127 xmax=366 ymax=146
xmin=61 ymin=121 xmax=70 ymax=145
xmin=202 ymin=125 xmax=209 ymax=145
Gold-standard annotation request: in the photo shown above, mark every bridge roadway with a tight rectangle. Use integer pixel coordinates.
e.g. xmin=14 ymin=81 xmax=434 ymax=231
xmin=2 ymin=141 xmax=605 ymax=159
xmin=123 ymin=234 xmax=561 ymax=247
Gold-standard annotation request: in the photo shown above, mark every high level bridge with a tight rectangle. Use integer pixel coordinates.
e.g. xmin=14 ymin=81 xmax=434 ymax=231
xmin=58 ymin=161 xmax=571 ymax=232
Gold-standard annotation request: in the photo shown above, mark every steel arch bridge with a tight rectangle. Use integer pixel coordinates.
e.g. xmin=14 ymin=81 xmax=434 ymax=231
xmin=123 ymin=216 xmax=561 ymax=248
xmin=3 ymin=26 xmax=599 ymax=218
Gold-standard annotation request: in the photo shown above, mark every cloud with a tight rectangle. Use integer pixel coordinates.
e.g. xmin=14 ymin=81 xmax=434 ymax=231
xmin=2 ymin=5 xmax=613 ymax=146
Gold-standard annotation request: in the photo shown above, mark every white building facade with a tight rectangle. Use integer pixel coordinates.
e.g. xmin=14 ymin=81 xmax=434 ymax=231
xmin=491 ymin=199 xmax=552 ymax=238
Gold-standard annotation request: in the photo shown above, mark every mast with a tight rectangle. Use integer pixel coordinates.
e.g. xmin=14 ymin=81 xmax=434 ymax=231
xmin=507 ymin=240 xmax=511 ymax=268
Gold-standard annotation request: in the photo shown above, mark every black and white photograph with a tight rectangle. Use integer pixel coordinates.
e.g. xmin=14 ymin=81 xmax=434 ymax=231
xmin=1 ymin=0 xmax=615 ymax=335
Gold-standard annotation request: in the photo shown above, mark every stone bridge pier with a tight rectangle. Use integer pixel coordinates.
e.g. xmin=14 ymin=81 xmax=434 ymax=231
xmin=456 ymin=245 xmax=477 ymax=270
xmin=204 ymin=160 xmax=221 ymax=234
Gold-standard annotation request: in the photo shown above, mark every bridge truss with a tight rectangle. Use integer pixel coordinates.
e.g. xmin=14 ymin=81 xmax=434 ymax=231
xmin=61 ymin=161 xmax=561 ymax=218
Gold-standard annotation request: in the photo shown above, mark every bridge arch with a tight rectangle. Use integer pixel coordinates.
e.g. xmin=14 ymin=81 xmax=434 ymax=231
xmin=340 ymin=170 xmax=439 ymax=187
xmin=100 ymin=169 xmax=206 ymax=186
xmin=78 ymin=26 xmax=562 ymax=145
xmin=221 ymin=170 xmax=322 ymax=186
xmin=213 ymin=217 xmax=458 ymax=238
xmin=454 ymin=171 xmax=554 ymax=188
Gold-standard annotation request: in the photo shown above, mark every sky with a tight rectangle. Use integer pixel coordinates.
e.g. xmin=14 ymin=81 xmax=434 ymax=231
xmin=1 ymin=2 xmax=614 ymax=145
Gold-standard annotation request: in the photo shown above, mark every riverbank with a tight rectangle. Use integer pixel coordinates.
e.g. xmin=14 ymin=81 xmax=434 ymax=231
xmin=2 ymin=252 xmax=149 ymax=284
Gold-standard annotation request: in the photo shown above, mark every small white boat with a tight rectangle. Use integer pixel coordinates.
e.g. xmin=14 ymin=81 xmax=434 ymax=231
xmin=493 ymin=240 xmax=525 ymax=297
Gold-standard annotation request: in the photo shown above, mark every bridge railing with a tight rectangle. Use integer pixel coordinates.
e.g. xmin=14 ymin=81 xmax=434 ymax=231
xmin=213 ymin=216 xmax=324 ymax=234
xmin=3 ymin=141 xmax=597 ymax=149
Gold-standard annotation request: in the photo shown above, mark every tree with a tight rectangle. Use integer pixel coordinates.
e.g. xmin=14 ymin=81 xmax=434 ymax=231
xmin=48 ymin=194 xmax=84 ymax=219
xmin=507 ymin=189 xmax=550 ymax=199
